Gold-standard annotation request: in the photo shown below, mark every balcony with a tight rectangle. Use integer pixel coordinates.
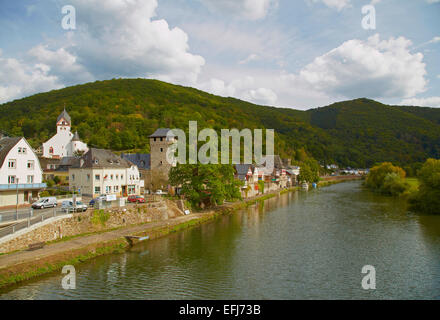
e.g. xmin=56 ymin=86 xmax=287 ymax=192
xmin=0 ymin=183 xmax=47 ymax=191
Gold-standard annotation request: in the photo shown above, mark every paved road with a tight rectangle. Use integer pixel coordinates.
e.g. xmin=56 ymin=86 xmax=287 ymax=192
xmin=0 ymin=207 xmax=58 ymax=227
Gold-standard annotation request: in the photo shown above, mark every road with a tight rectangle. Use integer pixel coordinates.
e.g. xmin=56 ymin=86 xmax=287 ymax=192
xmin=0 ymin=207 xmax=58 ymax=228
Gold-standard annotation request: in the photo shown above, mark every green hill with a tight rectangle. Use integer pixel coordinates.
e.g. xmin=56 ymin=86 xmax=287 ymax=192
xmin=0 ymin=79 xmax=439 ymax=168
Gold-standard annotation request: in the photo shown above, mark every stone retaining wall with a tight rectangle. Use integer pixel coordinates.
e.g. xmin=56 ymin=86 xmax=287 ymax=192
xmin=0 ymin=200 xmax=184 ymax=254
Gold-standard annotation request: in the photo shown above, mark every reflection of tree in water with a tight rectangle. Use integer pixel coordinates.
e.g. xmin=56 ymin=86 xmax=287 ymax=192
xmin=417 ymin=214 xmax=440 ymax=244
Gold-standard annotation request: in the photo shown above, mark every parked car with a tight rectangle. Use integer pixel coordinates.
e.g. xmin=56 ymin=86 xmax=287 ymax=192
xmin=61 ymin=200 xmax=88 ymax=213
xmin=127 ymin=195 xmax=146 ymax=204
xmin=155 ymin=190 xmax=166 ymax=195
xmin=32 ymin=197 xmax=57 ymax=209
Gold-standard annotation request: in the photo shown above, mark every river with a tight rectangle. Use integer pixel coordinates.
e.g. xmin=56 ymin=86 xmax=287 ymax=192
xmin=1 ymin=181 xmax=439 ymax=300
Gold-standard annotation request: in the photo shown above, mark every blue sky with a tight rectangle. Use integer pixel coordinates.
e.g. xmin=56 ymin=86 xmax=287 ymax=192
xmin=0 ymin=0 xmax=439 ymax=109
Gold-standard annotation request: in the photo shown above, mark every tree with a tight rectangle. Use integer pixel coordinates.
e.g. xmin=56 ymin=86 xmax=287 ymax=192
xmin=169 ymin=164 xmax=242 ymax=208
xmin=365 ymin=162 xmax=406 ymax=191
xmin=410 ymin=159 xmax=440 ymax=214
xmin=298 ymin=159 xmax=320 ymax=183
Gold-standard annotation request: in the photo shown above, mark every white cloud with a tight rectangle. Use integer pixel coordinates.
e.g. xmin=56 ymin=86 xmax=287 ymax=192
xmin=0 ymin=0 xmax=205 ymax=103
xmin=239 ymin=54 xmax=260 ymax=65
xmin=428 ymin=36 xmax=440 ymax=44
xmin=0 ymin=53 xmax=63 ymax=103
xmin=427 ymin=0 xmax=440 ymax=4
xmin=200 ymin=0 xmax=278 ymax=20
xmin=401 ymin=97 xmax=440 ymax=108
xmin=198 ymin=76 xmax=278 ymax=105
xmin=297 ymin=34 xmax=427 ymax=99
xmin=69 ymin=0 xmax=205 ymax=85
xmin=310 ymin=0 xmax=352 ymax=11
xmin=242 ymin=88 xmax=278 ymax=105
xmin=28 ymin=45 xmax=94 ymax=85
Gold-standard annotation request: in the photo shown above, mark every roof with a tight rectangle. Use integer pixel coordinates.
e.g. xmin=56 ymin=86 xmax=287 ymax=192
xmin=0 ymin=137 xmax=22 ymax=168
xmin=274 ymin=155 xmax=284 ymax=169
xmin=76 ymin=148 xmax=133 ymax=169
xmin=235 ymin=164 xmax=252 ymax=176
xmin=121 ymin=153 xmax=151 ymax=170
xmin=72 ymin=131 xmax=81 ymax=142
xmin=149 ymin=128 xmax=173 ymax=138
xmin=57 ymin=108 xmax=71 ymax=125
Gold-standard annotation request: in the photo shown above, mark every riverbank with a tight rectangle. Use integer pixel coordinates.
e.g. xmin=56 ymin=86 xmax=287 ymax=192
xmin=0 ymin=186 xmax=304 ymax=290
xmin=0 ymin=176 xmax=362 ymax=291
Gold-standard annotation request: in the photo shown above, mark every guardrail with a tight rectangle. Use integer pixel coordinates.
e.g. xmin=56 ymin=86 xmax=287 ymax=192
xmin=0 ymin=183 xmax=47 ymax=191
xmin=0 ymin=208 xmax=69 ymax=240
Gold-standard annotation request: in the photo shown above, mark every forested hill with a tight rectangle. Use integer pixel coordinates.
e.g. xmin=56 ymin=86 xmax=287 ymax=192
xmin=0 ymin=79 xmax=439 ymax=168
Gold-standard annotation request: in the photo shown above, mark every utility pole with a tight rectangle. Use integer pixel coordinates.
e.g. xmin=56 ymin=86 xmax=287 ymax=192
xmin=15 ymin=178 xmax=19 ymax=220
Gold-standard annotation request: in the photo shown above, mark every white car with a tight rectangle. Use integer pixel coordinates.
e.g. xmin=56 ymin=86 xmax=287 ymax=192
xmin=32 ymin=197 xmax=57 ymax=209
xmin=155 ymin=190 xmax=166 ymax=195
xmin=61 ymin=200 xmax=88 ymax=213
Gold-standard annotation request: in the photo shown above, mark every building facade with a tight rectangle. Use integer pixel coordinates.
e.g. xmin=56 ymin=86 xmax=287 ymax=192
xmin=69 ymin=148 xmax=142 ymax=198
xmin=42 ymin=109 xmax=88 ymax=159
xmin=0 ymin=137 xmax=46 ymax=207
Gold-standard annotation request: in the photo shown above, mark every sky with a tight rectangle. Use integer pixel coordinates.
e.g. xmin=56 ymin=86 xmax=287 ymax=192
xmin=0 ymin=0 xmax=439 ymax=109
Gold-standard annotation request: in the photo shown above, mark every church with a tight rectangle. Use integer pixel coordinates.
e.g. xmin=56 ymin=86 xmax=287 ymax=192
xmin=42 ymin=109 xmax=88 ymax=159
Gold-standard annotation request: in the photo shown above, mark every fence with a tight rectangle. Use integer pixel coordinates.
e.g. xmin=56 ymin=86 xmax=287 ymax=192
xmin=0 ymin=208 xmax=69 ymax=240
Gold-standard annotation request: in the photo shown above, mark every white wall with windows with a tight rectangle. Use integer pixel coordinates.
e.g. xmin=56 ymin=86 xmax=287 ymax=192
xmin=0 ymin=138 xmax=43 ymax=185
xmin=69 ymin=165 xmax=141 ymax=198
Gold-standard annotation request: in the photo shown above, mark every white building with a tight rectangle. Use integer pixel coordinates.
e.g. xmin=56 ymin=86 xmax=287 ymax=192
xmin=69 ymin=148 xmax=143 ymax=198
xmin=42 ymin=109 xmax=88 ymax=159
xmin=0 ymin=137 xmax=46 ymax=207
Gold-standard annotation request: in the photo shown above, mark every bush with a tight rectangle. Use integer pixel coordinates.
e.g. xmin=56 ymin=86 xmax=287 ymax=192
xmin=409 ymin=159 xmax=440 ymax=214
xmin=365 ymin=162 xmax=406 ymax=193
xmin=91 ymin=210 xmax=110 ymax=226
xmin=380 ymin=173 xmax=410 ymax=196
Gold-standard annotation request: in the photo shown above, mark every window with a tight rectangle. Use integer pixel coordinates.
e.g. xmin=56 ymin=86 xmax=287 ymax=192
xmin=160 ymin=148 xmax=164 ymax=153
xmin=8 ymin=159 xmax=16 ymax=169
xmin=27 ymin=161 xmax=35 ymax=170
xmin=160 ymin=137 xmax=163 ymax=142
xmin=154 ymin=138 xmax=157 ymax=142
xmin=121 ymin=175 xmax=124 ymax=180
xmin=114 ymin=186 xmax=119 ymax=192
xmin=106 ymin=186 xmax=111 ymax=194
xmin=95 ymin=174 xmax=100 ymax=181
xmin=116 ymin=174 xmax=119 ymax=180
xmin=22 ymin=147 xmax=27 ymax=154
xmin=87 ymin=174 xmax=91 ymax=182
xmin=8 ymin=176 xmax=16 ymax=184
xmin=94 ymin=187 xmax=101 ymax=194
xmin=27 ymin=175 xmax=34 ymax=183
xmin=49 ymin=147 xmax=54 ymax=154
xmin=111 ymin=175 xmax=114 ymax=180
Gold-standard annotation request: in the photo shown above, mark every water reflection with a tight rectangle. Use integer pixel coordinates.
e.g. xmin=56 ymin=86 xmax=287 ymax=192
xmin=1 ymin=182 xmax=439 ymax=300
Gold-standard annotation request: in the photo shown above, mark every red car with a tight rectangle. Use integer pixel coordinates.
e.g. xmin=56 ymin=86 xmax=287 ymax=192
xmin=127 ymin=195 xmax=146 ymax=204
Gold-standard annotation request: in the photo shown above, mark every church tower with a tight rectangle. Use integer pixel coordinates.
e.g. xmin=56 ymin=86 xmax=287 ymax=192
xmin=56 ymin=108 xmax=72 ymax=134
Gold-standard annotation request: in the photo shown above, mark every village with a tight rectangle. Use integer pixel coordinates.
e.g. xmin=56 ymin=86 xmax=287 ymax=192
xmin=0 ymin=109 xmax=305 ymax=210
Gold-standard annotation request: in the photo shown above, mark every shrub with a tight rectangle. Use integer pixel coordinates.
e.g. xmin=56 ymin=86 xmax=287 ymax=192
xmin=365 ymin=162 xmax=406 ymax=191
xmin=380 ymin=173 xmax=410 ymax=196
xmin=409 ymin=159 xmax=440 ymax=214
xmin=91 ymin=210 xmax=110 ymax=226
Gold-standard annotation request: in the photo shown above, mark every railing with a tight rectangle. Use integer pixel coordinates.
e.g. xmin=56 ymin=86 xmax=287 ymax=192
xmin=0 ymin=183 xmax=47 ymax=191
xmin=0 ymin=207 xmax=69 ymax=240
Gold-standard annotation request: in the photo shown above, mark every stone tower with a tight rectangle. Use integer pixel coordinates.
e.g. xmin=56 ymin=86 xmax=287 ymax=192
xmin=149 ymin=128 xmax=177 ymax=180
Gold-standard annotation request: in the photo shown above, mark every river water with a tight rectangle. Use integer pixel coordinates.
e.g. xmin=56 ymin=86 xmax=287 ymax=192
xmin=1 ymin=181 xmax=439 ymax=300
